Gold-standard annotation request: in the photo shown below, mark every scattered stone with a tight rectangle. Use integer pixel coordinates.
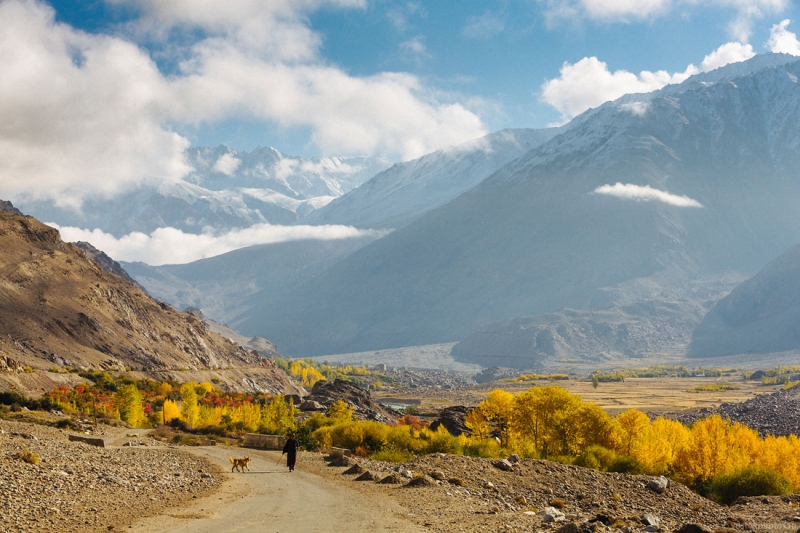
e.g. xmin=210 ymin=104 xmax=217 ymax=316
xmin=354 ymin=471 xmax=379 ymax=482
xmin=647 ymin=476 xmax=669 ymax=494
xmin=641 ymin=512 xmax=660 ymax=527
xmin=539 ymin=507 xmax=566 ymax=523
xmin=342 ymin=464 xmax=365 ymax=475
xmin=406 ymin=475 xmax=436 ymax=487
xmin=378 ymin=474 xmax=405 ymax=484
xmin=676 ymin=525 xmax=713 ymax=533
xmin=492 ymin=459 xmax=514 ymax=472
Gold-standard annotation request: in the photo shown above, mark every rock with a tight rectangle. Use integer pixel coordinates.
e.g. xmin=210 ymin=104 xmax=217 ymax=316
xmin=406 ymin=475 xmax=436 ymax=487
xmin=492 ymin=459 xmax=514 ymax=472
xmin=342 ymin=464 xmax=365 ymax=475
xmin=555 ymin=523 xmax=579 ymax=533
xmin=327 ymin=455 xmax=351 ymax=467
xmin=354 ymin=471 xmax=379 ymax=481
xmin=100 ymin=475 xmax=128 ymax=485
xmin=641 ymin=512 xmax=660 ymax=527
xmin=428 ymin=405 xmax=472 ymax=436
xmin=304 ymin=379 xmax=399 ymax=422
xmin=538 ymin=506 xmax=566 ymax=523
xmin=299 ymin=400 xmax=326 ymax=411
xmin=430 ymin=470 xmax=447 ymax=481
xmin=676 ymin=525 xmax=713 ymax=533
xmin=507 ymin=454 xmax=520 ymax=463
xmin=647 ymin=476 xmax=669 ymax=494
xmin=378 ymin=474 xmax=405 ymax=484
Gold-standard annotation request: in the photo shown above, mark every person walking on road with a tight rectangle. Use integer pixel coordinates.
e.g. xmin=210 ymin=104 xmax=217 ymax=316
xmin=282 ymin=433 xmax=298 ymax=472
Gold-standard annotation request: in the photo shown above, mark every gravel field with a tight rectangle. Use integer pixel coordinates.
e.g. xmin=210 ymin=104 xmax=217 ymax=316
xmin=0 ymin=417 xmax=219 ymax=532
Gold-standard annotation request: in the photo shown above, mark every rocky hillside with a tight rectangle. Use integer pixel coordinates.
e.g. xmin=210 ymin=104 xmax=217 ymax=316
xmin=672 ymin=382 xmax=800 ymax=437
xmin=0 ymin=209 xmax=300 ymax=395
xmin=689 ymin=243 xmax=800 ymax=357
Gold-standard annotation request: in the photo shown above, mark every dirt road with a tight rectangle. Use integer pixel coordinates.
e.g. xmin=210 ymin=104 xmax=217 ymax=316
xmin=127 ymin=446 xmax=425 ymax=533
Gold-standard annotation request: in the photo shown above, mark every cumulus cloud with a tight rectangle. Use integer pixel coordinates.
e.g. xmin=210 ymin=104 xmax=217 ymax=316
xmin=593 ymin=183 xmax=704 ymax=208
xmin=767 ymin=19 xmax=800 ymax=55
xmin=51 ymin=222 xmax=388 ymax=266
xmin=0 ymin=0 xmax=486 ymax=207
xmin=213 ymin=153 xmax=242 ymax=176
xmin=540 ymin=42 xmax=755 ymax=122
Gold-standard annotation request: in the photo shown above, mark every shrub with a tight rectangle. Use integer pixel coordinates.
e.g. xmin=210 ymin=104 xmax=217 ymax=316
xmin=575 ymin=445 xmax=618 ymax=471
xmin=708 ymin=466 xmax=792 ymax=505
xmin=16 ymin=449 xmax=39 ymax=465
xmin=607 ymin=455 xmax=646 ymax=475
xmin=371 ymin=448 xmax=414 ymax=463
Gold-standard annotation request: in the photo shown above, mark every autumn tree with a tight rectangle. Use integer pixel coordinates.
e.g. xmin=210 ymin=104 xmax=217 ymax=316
xmin=479 ymin=389 xmax=515 ymax=447
xmin=614 ymin=409 xmax=650 ymax=457
xmin=180 ymin=382 xmax=200 ymax=429
xmin=115 ymin=384 xmax=145 ymax=428
xmin=465 ymin=407 xmax=491 ymax=440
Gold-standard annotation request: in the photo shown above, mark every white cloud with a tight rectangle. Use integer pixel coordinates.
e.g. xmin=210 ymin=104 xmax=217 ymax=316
xmin=540 ymin=42 xmax=755 ymax=122
xmin=0 ymin=0 xmax=191 ymax=208
xmin=767 ymin=19 xmax=800 ymax=55
xmin=0 ymin=0 xmax=486 ymax=208
xmin=593 ymin=183 xmax=704 ymax=207
xmin=539 ymin=0 xmax=789 ymax=41
xmin=213 ymin=153 xmax=242 ymax=176
xmin=462 ymin=11 xmax=506 ymax=39
xmin=51 ymin=222 xmax=388 ymax=266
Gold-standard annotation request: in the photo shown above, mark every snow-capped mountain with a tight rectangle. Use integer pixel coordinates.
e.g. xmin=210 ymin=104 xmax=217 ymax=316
xmin=301 ymin=128 xmax=560 ymax=229
xmin=233 ymin=54 xmax=800 ymax=359
xmin=15 ymin=147 xmax=390 ymax=237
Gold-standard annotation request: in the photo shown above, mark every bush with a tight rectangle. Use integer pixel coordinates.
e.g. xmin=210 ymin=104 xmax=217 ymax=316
xmin=708 ymin=466 xmax=792 ymax=505
xmin=607 ymin=455 xmax=646 ymax=475
xmin=371 ymin=448 xmax=414 ymax=463
xmin=575 ymin=445 xmax=618 ymax=471
xmin=16 ymin=449 xmax=39 ymax=465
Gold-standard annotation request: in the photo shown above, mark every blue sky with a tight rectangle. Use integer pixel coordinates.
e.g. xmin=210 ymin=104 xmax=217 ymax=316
xmin=2 ymin=0 xmax=800 ymax=208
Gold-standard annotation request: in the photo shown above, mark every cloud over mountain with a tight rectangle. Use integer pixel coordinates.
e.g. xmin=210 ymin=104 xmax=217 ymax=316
xmin=593 ymin=183 xmax=704 ymax=208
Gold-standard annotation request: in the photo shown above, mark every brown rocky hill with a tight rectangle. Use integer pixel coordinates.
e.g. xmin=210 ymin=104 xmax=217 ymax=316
xmin=0 ymin=209 xmax=301 ymax=396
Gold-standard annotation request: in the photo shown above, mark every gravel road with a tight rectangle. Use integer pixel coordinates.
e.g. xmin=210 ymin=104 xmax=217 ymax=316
xmin=128 ymin=446 xmax=426 ymax=533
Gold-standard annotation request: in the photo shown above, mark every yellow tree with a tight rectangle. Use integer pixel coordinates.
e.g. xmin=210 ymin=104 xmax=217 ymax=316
xmin=180 ymin=382 xmax=200 ymax=429
xmin=328 ymin=399 xmax=354 ymax=422
xmin=674 ymin=415 xmax=762 ymax=486
xmin=465 ymin=407 xmax=491 ymax=440
xmin=479 ymin=389 xmax=515 ymax=447
xmin=511 ymin=386 xmax=582 ymax=456
xmin=262 ymin=396 xmax=297 ymax=434
xmin=162 ymin=399 xmax=181 ymax=423
xmin=635 ymin=417 xmax=690 ymax=474
xmin=614 ymin=409 xmax=651 ymax=457
xmin=115 ymin=384 xmax=145 ymax=428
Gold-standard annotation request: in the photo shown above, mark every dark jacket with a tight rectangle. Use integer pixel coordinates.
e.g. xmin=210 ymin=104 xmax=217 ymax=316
xmin=283 ymin=438 xmax=298 ymax=455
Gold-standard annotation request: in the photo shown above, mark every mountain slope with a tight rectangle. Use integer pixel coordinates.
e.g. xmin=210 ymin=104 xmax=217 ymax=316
xmin=689 ymin=243 xmax=800 ymax=357
xmin=15 ymin=146 xmax=390 ymax=237
xmin=235 ymin=54 xmax=800 ymax=357
xmin=122 ymin=235 xmax=379 ymax=324
xmin=0 ymin=209 xmax=300 ymax=393
xmin=301 ymin=128 xmax=559 ymax=229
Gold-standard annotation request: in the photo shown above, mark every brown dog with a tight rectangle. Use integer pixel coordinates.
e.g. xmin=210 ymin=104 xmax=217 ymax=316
xmin=229 ymin=456 xmax=251 ymax=472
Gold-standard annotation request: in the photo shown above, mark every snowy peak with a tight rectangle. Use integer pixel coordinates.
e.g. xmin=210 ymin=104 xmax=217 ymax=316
xmin=301 ymin=127 xmax=560 ymax=229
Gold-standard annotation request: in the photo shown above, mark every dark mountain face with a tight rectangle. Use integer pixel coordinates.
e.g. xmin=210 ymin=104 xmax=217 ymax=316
xmin=689 ymin=243 xmax=800 ymax=357
xmin=232 ymin=56 xmax=800 ymax=357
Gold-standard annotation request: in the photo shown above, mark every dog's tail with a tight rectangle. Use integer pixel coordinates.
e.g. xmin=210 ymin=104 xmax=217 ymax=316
xmin=229 ymin=456 xmax=234 ymax=464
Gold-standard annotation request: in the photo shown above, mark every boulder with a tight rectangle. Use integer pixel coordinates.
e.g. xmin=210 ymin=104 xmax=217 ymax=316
xmin=492 ymin=459 xmax=514 ymax=472
xmin=641 ymin=512 xmax=660 ymax=527
xmin=299 ymin=400 xmax=325 ymax=411
xmin=342 ymin=464 xmax=365 ymax=475
xmin=378 ymin=474 xmax=405 ymax=484
xmin=406 ymin=475 xmax=436 ymax=487
xmin=555 ymin=523 xmax=579 ymax=533
xmin=304 ymin=379 xmax=399 ymax=422
xmin=538 ymin=506 xmax=566 ymax=523
xmin=647 ymin=475 xmax=669 ymax=494
xmin=676 ymin=525 xmax=713 ymax=533
xmin=428 ymin=405 xmax=471 ymax=436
